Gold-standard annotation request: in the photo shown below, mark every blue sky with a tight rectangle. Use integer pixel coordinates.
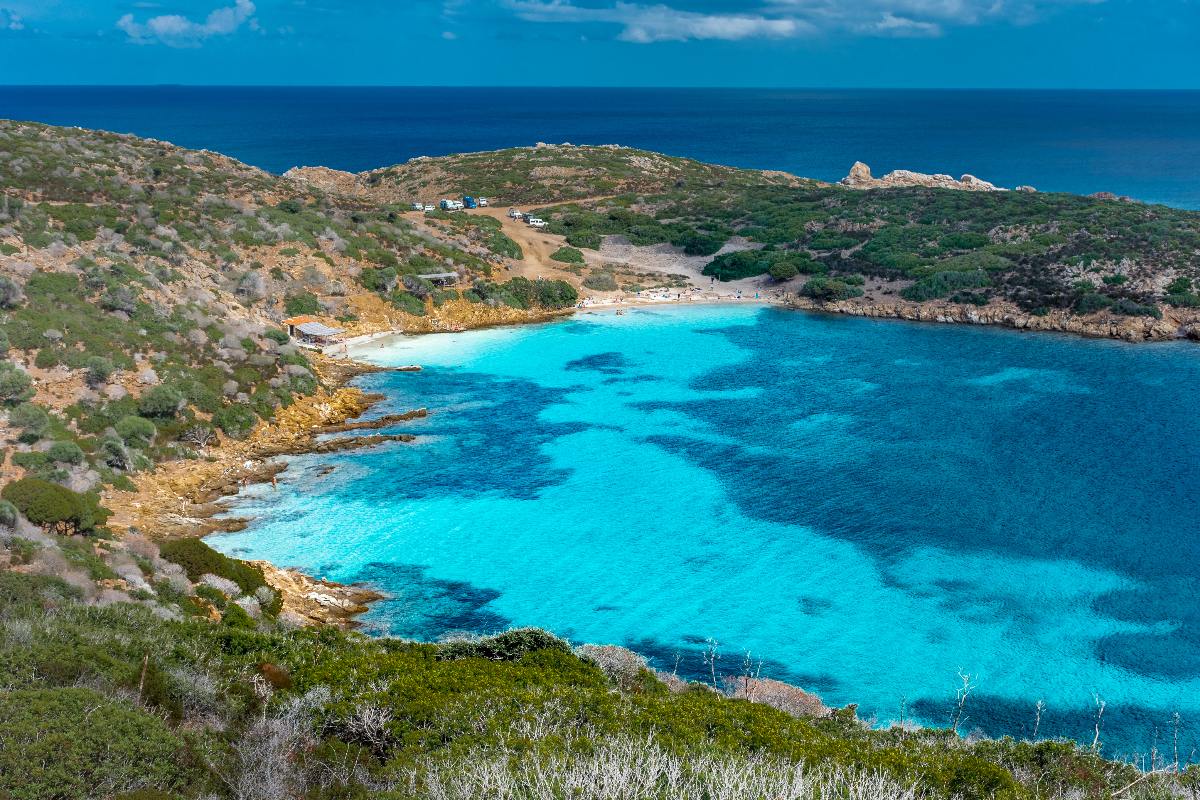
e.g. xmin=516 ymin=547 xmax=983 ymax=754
xmin=1 ymin=1 xmax=1197 ymax=87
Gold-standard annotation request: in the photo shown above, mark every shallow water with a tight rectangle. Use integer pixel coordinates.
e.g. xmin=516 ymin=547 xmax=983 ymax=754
xmin=211 ymin=305 xmax=1200 ymax=754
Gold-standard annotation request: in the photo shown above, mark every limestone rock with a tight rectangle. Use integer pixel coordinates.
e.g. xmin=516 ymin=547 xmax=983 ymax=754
xmin=841 ymin=162 xmax=1004 ymax=192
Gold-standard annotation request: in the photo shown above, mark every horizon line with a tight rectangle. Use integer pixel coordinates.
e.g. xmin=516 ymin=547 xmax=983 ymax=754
xmin=2 ymin=84 xmax=1199 ymax=92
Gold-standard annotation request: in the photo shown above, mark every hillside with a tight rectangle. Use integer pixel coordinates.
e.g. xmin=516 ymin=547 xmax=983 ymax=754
xmin=286 ymin=142 xmax=808 ymax=206
xmin=2 ymin=551 xmax=1195 ymax=800
xmin=0 ymin=120 xmax=579 ymax=518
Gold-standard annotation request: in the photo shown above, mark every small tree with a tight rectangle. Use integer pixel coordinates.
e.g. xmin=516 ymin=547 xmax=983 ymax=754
xmin=9 ymin=402 xmax=49 ymax=442
xmin=84 ymin=356 xmax=115 ymax=387
xmin=138 ymin=385 xmax=185 ymax=418
xmin=115 ymin=415 xmax=157 ymax=446
xmin=0 ymin=276 xmax=24 ymax=309
xmin=0 ymin=363 xmax=33 ymax=406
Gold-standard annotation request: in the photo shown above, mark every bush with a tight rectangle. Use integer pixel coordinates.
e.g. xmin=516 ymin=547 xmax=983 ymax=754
xmin=214 ymin=404 xmax=257 ymax=439
xmin=276 ymin=198 xmax=303 ymax=214
xmin=566 ymin=230 xmax=603 ymax=250
xmin=47 ymin=440 xmax=85 ymax=464
xmin=263 ymin=328 xmax=290 ymax=344
xmin=582 ymin=271 xmax=618 ymax=291
xmin=9 ymin=402 xmax=50 ymax=440
xmin=1 ymin=477 xmax=105 ymax=533
xmin=0 ymin=499 xmax=17 ymax=528
xmin=284 ymin=292 xmax=321 ymax=316
xmin=84 ymin=355 xmax=115 ymax=386
xmin=550 ymin=246 xmax=585 ymax=265
xmin=0 ymin=275 xmax=24 ymax=309
xmin=138 ymin=386 xmax=184 ymax=419
xmin=0 ymin=362 xmax=33 ymax=405
xmin=0 ymin=688 xmax=194 ymax=800
xmin=1111 ymin=298 xmax=1162 ymax=318
xmin=389 ymin=291 xmax=426 ymax=316
xmin=438 ymin=627 xmax=572 ymax=662
xmin=800 ymin=276 xmax=864 ymax=302
xmin=1075 ymin=292 xmax=1115 ymax=314
xmin=158 ymin=537 xmax=268 ymax=597
xmin=768 ymin=260 xmax=799 ymax=282
xmin=901 ymin=270 xmax=989 ymax=302
xmin=115 ymin=415 xmax=157 ymax=446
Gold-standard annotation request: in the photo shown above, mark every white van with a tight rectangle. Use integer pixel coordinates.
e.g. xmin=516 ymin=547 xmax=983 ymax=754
xmin=527 ymin=218 xmax=547 ymax=229
xmin=478 ymin=197 xmax=490 ymax=207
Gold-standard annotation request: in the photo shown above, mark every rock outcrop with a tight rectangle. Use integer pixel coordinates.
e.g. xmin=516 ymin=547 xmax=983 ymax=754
xmin=790 ymin=296 xmax=1197 ymax=343
xmin=840 ymin=161 xmax=1004 ymax=192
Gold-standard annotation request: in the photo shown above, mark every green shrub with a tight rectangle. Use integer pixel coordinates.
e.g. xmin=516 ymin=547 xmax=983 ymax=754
xmin=84 ymin=355 xmax=115 ymax=386
xmin=0 ymin=688 xmax=194 ymax=800
xmin=115 ymin=415 xmax=157 ymax=446
xmin=284 ymin=292 xmax=321 ymax=316
xmin=1166 ymin=276 xmax=1194 ymax=295
xmin=389 ymin=291 xmax=426 ymax=316
xmin=0 ymin=362 xmax=33 ymax=405
xmin=138 ymin=385 xmax=184 ymax=419
xmin=1075 ymin=292 xmax=1115 ymax=314
xmin=221 ymin=602 xmax=257 ymax=629
xmin=551 ymin=246 xmax=586 ymax=265
xmin=1111 ymin=298 xmax=1161 ymax=318
xmin=47 ymin=440 xmax=85 ymax=464
xmin=0 ymin=499 xmax=17 ymax=528
xmin=438 ymin=628 xmax=572 ymax=662
xmin=263 ymin=328 xmax=290 ymax=344
xmin=1 ymin=477 xmax=106 ymax=533
xmin=9 ymin=402 xmax=50 ymax=440
xmin=902 ymin=271 xmax=990 ymax=302
xmin=768 ymin=260 xmax=800 ymax=281
xmin=213 ymin=404 xmax=257 ymax=439
xmin=566 ymin=230 xmax=602 ymax=250
xmin=276 ymin=198 xmax=303 ymax=214
xmin=800 ymin=276 xmax=864 ymax=302
xmin=157 ymin=537 xmax=268 ymax=596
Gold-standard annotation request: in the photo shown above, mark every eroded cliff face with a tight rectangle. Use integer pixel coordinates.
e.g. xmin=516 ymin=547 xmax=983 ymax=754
xmin=840 ymin=161 xmax=1007 ymax=192
xmin=791 ymin=296 xmax=1200 ymax=342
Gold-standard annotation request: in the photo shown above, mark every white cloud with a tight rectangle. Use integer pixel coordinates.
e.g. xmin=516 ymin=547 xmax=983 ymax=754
xmin=506 ymin=0 xmax=1099 ymax=42
xmin=507 ymin=1 xmax=811 ymax=43
xmin=117 ymin=0 xmax=256 ymax=46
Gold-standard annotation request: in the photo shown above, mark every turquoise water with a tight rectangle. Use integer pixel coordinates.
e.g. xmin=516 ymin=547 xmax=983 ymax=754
xmin=211 ymin=306 xmax=1200 ymax=754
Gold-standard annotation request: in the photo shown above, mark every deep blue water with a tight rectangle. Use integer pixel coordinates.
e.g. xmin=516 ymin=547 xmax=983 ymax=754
xmin=212 ymin=306 xmax=1200 ymax=756
xmin=3 ymin=86 xmax=1200 ymax=207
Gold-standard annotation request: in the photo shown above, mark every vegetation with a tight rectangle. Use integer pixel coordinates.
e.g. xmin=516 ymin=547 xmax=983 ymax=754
xmin=1 ymin=477 xmax=106 ymax=533
xmin=0 ymin=549 xmax=1192 ymax=800
xmin=550 ymin=245 xmax=586 ymax=264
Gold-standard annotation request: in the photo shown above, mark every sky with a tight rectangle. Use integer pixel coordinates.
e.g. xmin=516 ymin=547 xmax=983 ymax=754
xmin=0 ymin=0 xmax=1197 ymax=88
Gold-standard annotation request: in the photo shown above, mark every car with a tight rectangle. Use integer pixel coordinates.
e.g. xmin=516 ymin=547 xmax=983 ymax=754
xmin=527 ymin=218 xmax=547 ymax=228
xmin=423 ymin=204 xmax=435 ymax=212
xmin=411 ymin=202 xmax=424 ymax=211
xmin=507 ymin=207 xmax=523 ymax=219
xmin=478 ymin=197 xmax=490 ymax=207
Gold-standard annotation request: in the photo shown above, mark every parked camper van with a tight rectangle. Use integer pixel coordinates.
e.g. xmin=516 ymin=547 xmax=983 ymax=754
xmin=463 ymin=196 xmax=479 ymax=209
xmin=411 ymin=202 xmax=424 ymax=211
xmin=439 ymin=199 xmax=464 ymax=211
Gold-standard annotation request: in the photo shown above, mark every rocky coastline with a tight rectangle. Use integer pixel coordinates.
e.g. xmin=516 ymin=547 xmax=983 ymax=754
xmin=788 ymin=295 xmax=1200 ymax=342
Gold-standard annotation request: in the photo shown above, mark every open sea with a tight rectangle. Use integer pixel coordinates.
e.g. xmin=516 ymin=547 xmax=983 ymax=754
xmin=212 ymin=305 xmax=1200 ymax=756
xmin=2 ymin=86 xmax=1200 ymax=208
